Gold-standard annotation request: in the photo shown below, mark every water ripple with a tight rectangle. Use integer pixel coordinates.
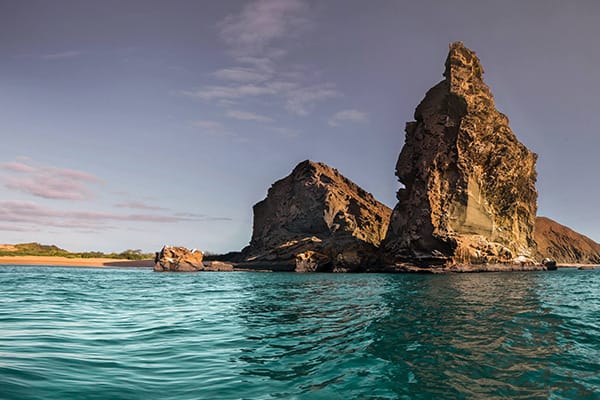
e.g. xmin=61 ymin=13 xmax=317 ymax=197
xmin=0 ymin=266 xmax=598 ymax=399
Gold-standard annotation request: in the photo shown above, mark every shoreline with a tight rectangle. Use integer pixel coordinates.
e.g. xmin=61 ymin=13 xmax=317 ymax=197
xmin=0 ymin=256 xmax=154 ymax=268
xmin=0 ymin=256 xmax=597 ymax=272
xmin=557 ymin=263 xmax=600 ymax=269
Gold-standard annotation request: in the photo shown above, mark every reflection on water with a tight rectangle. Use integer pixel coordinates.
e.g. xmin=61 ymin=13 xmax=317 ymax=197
xmin=367 ymin=273 xmax=598 ymax=399
xmin=0 ymin=266 xmax=598 ymax=399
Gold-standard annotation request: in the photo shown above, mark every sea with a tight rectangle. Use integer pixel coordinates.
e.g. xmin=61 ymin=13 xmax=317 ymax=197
xmin=0 ymin=265 xmax=598 ymax=400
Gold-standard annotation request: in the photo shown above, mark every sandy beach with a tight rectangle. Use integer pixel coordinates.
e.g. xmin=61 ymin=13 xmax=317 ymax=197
xmin=0 ymin=256 xmax=154 ymax=268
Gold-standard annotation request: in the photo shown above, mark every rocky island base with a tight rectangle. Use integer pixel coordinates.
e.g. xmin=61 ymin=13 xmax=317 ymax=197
xmin=154 ymin=43 xmax=600 ymax=274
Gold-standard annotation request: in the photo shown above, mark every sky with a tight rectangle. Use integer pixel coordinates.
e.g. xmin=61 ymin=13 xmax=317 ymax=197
xmin=1 ymin=0 xmax=600 ymax=253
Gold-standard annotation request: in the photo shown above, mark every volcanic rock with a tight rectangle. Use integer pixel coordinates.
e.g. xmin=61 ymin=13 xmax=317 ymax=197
xmin=154 ymin=246 xmax=204 ymax=272
xmin=384 ymin=42 xmax=538 ymax=268
xmin=295 ymin=251 xmax=332 ymax=272
xmin=541 ymin=257 xmax=557 ymax=270
xmin=154 ymin=246 xmax=235 ymax=272
xmin=534 ymin=217 xmax=600 ymax=264
xmin=243 ymin=160 xmax=392 ymax=271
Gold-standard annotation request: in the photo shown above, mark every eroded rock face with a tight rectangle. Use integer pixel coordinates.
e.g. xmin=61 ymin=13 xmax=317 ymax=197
xmin=295 ymin=251 xmax=331 ymax=272
xmin=243 ymin=160 xmax=392 ymax=271
xmin=154 ymin=246 xmax=204 ymax=272
xmin=384 ymin=42 xmax=538 ymax=266
xmin=535 ymin=217 xmax=600 ymax=264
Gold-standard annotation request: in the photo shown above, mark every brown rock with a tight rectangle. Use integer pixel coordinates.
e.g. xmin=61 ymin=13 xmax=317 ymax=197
xmin=384 ymin=42 xmax=538 ymax=267
xmin=154 ymin=246 xmax=204 ymax=272
xmin=534 ymin=216 xmax=600 ymax=264
xmin=243 ymin=160 xmax=392 ymax=270
xmin=201 ymin=261 xmax=235 ymax=271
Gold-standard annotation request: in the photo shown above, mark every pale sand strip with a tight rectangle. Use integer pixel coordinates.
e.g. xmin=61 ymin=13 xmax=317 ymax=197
xmin=0 ymin=256 xmax=153 ymax=267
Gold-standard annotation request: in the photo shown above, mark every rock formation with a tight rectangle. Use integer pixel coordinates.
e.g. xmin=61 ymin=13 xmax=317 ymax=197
xmin=242 ymin=160 xmax=392 ymax=271
xmin=534 ymin=217 xmax=600 ymax=264
xmin=384 ymin=42 xmax=538 ymax=268
xmin=154 ymin=246 xmax=233 ymax=272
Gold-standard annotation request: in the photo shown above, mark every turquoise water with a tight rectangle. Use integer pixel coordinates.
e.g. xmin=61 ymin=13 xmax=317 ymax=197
xmin=0 ymin=266 xmax=598 ymax=399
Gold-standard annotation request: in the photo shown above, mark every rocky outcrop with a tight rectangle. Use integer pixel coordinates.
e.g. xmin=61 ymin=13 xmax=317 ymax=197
xmin=242 ymin=160 xmax=392 ymax=271
xmin=534 ymin=217 xmax=600 ymax=264
xmin=384 ymin=42 xmax=538 ymax=268
xmin=154 ymin=246 xmax=204 ymax=272
xmin=154 ymin=246 xmax=234 ymax=272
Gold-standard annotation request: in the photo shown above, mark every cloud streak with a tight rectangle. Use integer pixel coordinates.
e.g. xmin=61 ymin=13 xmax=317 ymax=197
xmin=328 ymin=109 xmax=369 ymax=127
xmin=1 ymin=161 xmax=100 ymax=200
xmin=213 ymin=67 xmax=269 ymax=83
xmin=226 ymin=109 xmax=273 ymax=122
xmin=114 ymin=201 xmax=168 ymax=211
xmin=41 ymin=51 xmax=84 ymax=60
xmin=0 ymin=201 xmax=231 ymax=231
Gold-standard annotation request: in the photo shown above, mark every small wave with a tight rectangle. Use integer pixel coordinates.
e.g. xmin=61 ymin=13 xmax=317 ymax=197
xmin=0 ymin=266 xmax=598 ymax=399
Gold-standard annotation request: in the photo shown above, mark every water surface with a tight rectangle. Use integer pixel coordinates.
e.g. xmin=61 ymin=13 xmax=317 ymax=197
xmin=0 ymin=266 xmax=598 ymax=399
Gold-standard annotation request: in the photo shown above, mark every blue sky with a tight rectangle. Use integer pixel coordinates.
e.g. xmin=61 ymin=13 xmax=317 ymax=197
xmin=1 ymin=0 xmax=600 ymax=253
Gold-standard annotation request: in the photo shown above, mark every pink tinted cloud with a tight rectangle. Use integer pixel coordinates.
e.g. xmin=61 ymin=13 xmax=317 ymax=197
xmin=1 ymin=162 xmax=36 ymax=173
xmin=114 ymin=201 xmax=168 ymax=211
xmin=1 ymin=160 xmax=100 ymax=200
xmin=0 ymin=201 xmax=231 ymax=231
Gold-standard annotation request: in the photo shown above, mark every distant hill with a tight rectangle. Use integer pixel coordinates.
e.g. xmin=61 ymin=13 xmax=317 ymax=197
xmin=0 ymin=242 xmax=153 ymax=260
xmin=534 ymin=217 xmax=600 ymax=264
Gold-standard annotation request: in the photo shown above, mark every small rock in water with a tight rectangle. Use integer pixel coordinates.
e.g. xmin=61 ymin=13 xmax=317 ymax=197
xmin=154 ymin=245 xmax=204 ymax=272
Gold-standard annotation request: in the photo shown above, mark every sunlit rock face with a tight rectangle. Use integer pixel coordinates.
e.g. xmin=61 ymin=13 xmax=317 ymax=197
xmin=243 ymin=160 xmax=392 ymax=271
xmin=154 ymin=246 xmax=204 ymax=272
xmin=535 ymin=217 xmax=600 ymax=264
xmin=154 ymin=246 xmax=234 ymax=272
xmin=384 ymin=42 xmax=538 ymax=266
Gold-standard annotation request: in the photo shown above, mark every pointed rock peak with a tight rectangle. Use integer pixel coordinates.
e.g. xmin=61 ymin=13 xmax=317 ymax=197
xmin=384 ymin=42 xmax=538 ymax=268
xmin=293 ymin=159 xmax=320 ymax=173
xmin=443 ymin=41 xmax=484 ymax=81
xmin=292 ymin=160 xmax=339 ymax=178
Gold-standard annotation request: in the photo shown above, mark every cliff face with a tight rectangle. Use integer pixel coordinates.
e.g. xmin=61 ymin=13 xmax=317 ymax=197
xmin=243 ymin=160 xmax=392 ymax=271
xmin=535 ymin=217 xmax=600 ymax=264
xmin=384 ymin=42 xmax=538 ymax=266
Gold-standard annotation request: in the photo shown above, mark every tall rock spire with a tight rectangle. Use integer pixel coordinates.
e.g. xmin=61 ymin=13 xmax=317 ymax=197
xmin=384 ymin=42 xmax=538 ymax=267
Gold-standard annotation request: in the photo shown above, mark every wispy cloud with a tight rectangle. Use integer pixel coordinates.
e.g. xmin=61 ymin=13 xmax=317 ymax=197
xmin=41 ymin=50 xmax=84 ymax=60
xmin=286 ymin=84 xmax=339 ymax=116
xmin=1 ymin=160 xmax=100 ymax=201
xmin=15 ymin=51 xmax=84 ymax=60
xmin=182 ymin=84 xmax=278 ymax=100
xmin=328 ymin=109 xmax=369 ymax=127
xmin=0 ymin=201 xmax=231 ymax=231
xmin=2 ymin=161 xmax=36 ymax=173
xmin=0 ymin=224 xmax=32 ymax=232
xmin=226 ymin=109 xmax=273 ymax=122
xmin=114 ymin=201 xmax=168 ymax=211
xmin=213 ymin=67 xmax=269 ymax=83
xmin=218 ymin=0 xmax=311 ymax=57
xmin=181 ymin=0 xmax=340 ymax=124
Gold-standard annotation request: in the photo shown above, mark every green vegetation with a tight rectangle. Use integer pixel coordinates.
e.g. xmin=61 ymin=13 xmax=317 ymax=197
xmin=0 ymin=243 xmax=153 ymax=260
